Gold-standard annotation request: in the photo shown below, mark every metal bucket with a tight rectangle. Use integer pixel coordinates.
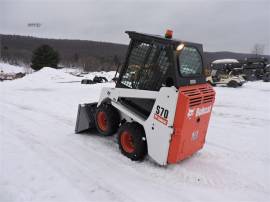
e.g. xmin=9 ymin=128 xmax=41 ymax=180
xmin=75 ymin=103 xmax=97 ymax=133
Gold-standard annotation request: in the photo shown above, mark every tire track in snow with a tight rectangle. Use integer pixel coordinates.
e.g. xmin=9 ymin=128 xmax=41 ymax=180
xmin=206 ymin=142 xmax=270 ymax=163
xmin=1 ymin=99 xmax=269 ymax=196
xmin=0 ymin=102 xmax=192 ymax=202
xmin=0 ymin=111 xmax=129 ymax=202
xmin=1 ymin=82 xmax=270 ymax=201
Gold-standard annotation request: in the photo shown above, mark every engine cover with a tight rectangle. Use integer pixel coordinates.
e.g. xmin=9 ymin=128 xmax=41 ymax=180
xmin=167 ymin=83 xmax=215 ymax=163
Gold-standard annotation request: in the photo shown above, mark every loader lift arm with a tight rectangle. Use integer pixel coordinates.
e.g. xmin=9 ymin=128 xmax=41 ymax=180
xmin=97 ymin=87 xmax=173 ymax=125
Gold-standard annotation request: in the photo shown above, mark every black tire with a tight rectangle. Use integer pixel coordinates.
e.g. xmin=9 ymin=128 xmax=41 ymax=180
xmin=227 ymin=80 xmax=239 ymax=88
xmin=207 ymin=80 xmax=216 ymax=87
xmin=247 ymin=74 xmax=257 ymax=81
xmin=95 ymin=103 xmax=120 ymax=136
xmin=81 ymin=79 xmax=94 ymax=84
xmin=263 ymin=73 xmax=270 ymax=82
xmin=118 ymin=122 xmax=147 ymax=161
xmin=242 ymin=75 xmax=247 ymax=80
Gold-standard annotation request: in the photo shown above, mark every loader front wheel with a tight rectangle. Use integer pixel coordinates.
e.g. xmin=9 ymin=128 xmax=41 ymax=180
xmin=95 ymin=104 xmax=120 ymax=136
xmin=118 ymin=122 xmax=147 ymax=161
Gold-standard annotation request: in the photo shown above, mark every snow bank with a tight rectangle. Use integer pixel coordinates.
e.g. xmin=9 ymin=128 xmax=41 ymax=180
xmin=21 ymin=67 xmax=77 ymax=82
xmin=82 ymin=71 xmax=116 ymax=81
xmin=0 ymin=62 xmax=26 ymax=73
xmin=212 ymin=59 xmax=239 ymax=64
xmin=5 ymin=66 xmax=116 ymax=89
xmin=0 ymin=62 xmax=116 ymax=82
xmin=27 ymin=67 xmax=116 ymax=82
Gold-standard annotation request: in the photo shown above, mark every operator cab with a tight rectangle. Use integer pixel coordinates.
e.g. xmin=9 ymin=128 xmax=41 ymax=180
xmin=117 ymin=30 xmax=206 ymax=90
xmin=116 ymin=30 xmax=206 ymax=117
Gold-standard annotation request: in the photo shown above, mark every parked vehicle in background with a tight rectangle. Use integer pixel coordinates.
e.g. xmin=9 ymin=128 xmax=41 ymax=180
xmin=0 ymin=71 xmax=25 ymax=81
xmin=206 ymin=69 xmax=245 ymax=88
xmin=242 ymin=57 xmax=268 ymax=81
xmin=211 ymin=59 xmax=241 ymax=76
xmin=208 ymin=59 xmax=245 ymax=87
xmin=263 ymin=64 xmax=270 ymax=82
xmin=81 ymin=76 xmax=109 ymax=84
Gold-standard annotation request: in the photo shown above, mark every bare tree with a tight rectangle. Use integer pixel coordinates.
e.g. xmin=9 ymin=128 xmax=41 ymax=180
xmin=252 ymin=44 xmax=265 ymax=56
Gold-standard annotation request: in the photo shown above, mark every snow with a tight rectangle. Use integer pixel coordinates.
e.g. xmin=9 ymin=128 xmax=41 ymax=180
xmin=0 ymin=62 xmax=26 ymax=73
xmin=212 ymin=59 xmax=239 ymax=64
xmin=0 ymin=64 xmax=269 ymax=202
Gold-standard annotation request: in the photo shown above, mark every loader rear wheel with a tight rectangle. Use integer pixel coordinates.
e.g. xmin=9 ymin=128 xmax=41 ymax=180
xmin=95 ymin=104 xmax=120 ymax=136
xmin=118 ymin=122 xmax=147 ymax=161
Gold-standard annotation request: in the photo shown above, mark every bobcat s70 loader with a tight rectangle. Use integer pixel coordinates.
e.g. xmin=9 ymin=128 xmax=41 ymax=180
xmin=75 ymin=30 xmax=215 ymax=166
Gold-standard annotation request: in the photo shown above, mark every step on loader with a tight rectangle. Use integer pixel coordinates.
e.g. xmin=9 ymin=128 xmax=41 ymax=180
xmin=75 ymin=30 xmax=216 ymax=166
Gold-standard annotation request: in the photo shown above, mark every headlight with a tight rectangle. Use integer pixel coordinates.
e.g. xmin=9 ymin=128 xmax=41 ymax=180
xmin=176 ymin=43 xmax=185 ymax=51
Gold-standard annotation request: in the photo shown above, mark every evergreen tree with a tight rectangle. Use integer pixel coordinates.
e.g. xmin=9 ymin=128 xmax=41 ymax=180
xmin=31 ymin=44 xmax=59 ymax=71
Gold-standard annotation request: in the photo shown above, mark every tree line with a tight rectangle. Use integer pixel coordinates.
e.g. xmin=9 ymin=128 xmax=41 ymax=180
xmin=0 ymin=34 xmax=269 ymax=72
xmin=0 ymin=34 xmax=127 ymax=71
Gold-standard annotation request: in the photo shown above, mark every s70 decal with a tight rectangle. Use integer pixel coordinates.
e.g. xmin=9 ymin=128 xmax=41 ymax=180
xmin=156 ymin=105 xmax=169 ymax=119
xmin=154 ymin=105 xmax=169 ymax=125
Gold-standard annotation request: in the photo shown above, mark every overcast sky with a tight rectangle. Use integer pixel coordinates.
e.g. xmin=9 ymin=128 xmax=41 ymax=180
xmin=1 ymin=0 xmax=270 ymax=54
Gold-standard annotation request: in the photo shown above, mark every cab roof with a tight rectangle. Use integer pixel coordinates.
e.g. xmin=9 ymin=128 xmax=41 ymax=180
xmin=126 ymin=31 xmax=202 ymax=48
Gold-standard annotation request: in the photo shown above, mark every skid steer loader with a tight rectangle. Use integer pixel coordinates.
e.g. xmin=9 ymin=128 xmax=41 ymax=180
xmin=75 ymin=30 xmax=216 ymax=165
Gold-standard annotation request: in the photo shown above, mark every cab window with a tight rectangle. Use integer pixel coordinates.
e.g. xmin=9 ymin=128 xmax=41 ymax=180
xmin=120 ymin=42 xmax=170 ymax=90
xmin=120 ymin=42 xmax=150 ymax=88
xmin=178 ymin=47 xmax=202 ymax=77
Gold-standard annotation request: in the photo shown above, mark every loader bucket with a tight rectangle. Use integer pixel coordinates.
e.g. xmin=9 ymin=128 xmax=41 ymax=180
xmin=75 ymin=103 xmax=97 ymax=133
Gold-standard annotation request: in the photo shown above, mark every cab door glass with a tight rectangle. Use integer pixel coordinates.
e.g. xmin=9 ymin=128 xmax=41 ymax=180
xmin=121 ymin=42 xmax=150 ymax=88
xmin=179 ymin=47 xmax=202 ymax=77
xmin=141 ymin=47 xmax=170 ymax=90
xmin=121 ymin=42 xmax=171 ymax=91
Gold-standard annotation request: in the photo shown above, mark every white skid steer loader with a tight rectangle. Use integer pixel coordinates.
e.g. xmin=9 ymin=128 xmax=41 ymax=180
xmin=75 ymin=30 xmax=216 ymax=166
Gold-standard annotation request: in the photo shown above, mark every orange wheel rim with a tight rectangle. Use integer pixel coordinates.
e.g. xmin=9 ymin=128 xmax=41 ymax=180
xmin=121 ymin=131 xmax=135 ymax=153
xmin=97 ymin=111 xmax=107 ymax=131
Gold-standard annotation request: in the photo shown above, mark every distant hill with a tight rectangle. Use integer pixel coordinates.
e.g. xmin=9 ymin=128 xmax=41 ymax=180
xmin=0 ymin=34 xmax=269 ymax=71
xmin=0 ymin=35 xmax=127 ymax=71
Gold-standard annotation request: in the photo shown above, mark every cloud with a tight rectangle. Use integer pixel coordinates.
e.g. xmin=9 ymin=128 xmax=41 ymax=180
xmin=1 ymin=0 xmax=270 ymax=54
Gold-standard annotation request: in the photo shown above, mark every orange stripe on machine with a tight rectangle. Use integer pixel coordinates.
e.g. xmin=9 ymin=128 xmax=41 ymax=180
xmin=154 ymin=114 xmax=168 ymax=125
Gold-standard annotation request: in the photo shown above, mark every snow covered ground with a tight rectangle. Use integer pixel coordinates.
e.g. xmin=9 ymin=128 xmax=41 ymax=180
xmin=0 ymin=62 xmax=26 ymax=74
xmin=0 ymin=66 xmax=269 ymax=202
